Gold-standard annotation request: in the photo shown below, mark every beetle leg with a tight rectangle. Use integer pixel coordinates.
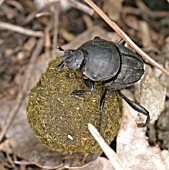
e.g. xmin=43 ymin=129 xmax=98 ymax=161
xmin=117 ymin=90 xmax=150 ymax=127
xmin=72 ymin=79 xmax=95 ymax=95
xmin=99 ymin=88 xmax=107 ymax=131
xmin=118 ymin=39 xmax=126 ymax=46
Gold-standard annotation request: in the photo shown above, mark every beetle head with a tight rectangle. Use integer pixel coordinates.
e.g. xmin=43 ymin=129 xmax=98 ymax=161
xmin=63 ymin=49 xmax=84 ymax=70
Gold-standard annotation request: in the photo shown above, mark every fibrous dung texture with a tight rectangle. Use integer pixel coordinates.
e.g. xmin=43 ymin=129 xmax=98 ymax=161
xmin=27 ymin=57 xmax=122 ymax=154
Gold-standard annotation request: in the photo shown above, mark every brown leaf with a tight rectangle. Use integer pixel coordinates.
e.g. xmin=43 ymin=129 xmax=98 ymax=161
xmin=117 ymin=93 xmax=169 ymax=170
xmin=135 ymin=65 xmax=166 ymax=124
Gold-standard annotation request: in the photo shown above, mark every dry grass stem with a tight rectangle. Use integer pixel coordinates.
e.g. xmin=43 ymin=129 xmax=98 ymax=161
xmin=0 ymin=0 xmax=5 ymax=6
xmin=52 ymin=2 xmax=59 ymax=54
xmin=88 ymin=123 xmax=124 ymax=170
xmin=67 ymin=0 xmax=94 ymax=15
xmin=0 ymin=21 xmax=44 ymax=37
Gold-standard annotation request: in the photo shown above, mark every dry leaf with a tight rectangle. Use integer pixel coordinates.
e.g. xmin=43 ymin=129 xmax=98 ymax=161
xmin=117 ymin=93 xmax=169 ymax=170
xmin=135 ymin=65 xmax=166 ymax=124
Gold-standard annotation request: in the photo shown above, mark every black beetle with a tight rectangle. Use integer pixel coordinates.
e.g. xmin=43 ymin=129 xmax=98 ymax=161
xmin=57 ymin=37 xmax=150 ymax=129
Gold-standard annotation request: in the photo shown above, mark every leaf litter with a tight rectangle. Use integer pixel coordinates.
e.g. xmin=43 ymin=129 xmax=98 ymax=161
xmin=0 ymin=0 xmax=169 ymax=169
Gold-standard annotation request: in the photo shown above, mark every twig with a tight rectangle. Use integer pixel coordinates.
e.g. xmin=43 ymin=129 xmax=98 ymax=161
xmin=88 ymin=123 xmax=124 ymax=170
xmin=0 ymin=0 xmax=5 ymax=6
xmin=0 ymin=37 xmax=44 ymax=142
xmin=0 ymin=21 xmax=44 ymax=37
xmin=84 ymin=0 xmax=169 ymax=76
xmin=67 ymin=0 xmax=94 ymax=16
xmin=7 ymin=0 xmax=24 ymax=13
xmin=52 ymin=2 xmax=59 ymax=54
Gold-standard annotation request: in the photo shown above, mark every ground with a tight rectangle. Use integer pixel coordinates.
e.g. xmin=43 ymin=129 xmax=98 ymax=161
xmin=0 ymin=0 xmax=169 ymax=170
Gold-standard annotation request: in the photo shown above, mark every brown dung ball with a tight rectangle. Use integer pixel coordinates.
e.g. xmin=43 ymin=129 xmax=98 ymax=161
xmin=27 ymin=57 xmax=122 ymax=155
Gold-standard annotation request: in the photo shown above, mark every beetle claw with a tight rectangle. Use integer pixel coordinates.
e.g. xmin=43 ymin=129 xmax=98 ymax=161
xmin=137 ymin=114 xmax=150 ymax=127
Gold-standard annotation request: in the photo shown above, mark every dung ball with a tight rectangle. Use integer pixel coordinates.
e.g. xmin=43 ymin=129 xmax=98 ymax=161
xmin=27 ymin=57 xmax=122 ymax=155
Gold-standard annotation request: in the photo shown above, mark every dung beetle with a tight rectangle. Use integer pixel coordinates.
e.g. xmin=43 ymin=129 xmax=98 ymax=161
xmin=57 ymin=37 xmax=150 ymax=129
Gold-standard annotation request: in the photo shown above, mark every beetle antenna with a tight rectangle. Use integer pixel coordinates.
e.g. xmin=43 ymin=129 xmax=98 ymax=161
xmin=57 ymin=46 xmax=64 ymax=51
xmin=56 ymin=47 xmax=65 ymax=69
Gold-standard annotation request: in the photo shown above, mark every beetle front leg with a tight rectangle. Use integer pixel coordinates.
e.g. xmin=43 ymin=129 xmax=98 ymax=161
xmin=117 ymin=90 xmax=150 ymax=127
xmin=56 ymin=61 xmax=64 ymax=69
xmin=72 ymin=79 xmax=95 ymax=95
